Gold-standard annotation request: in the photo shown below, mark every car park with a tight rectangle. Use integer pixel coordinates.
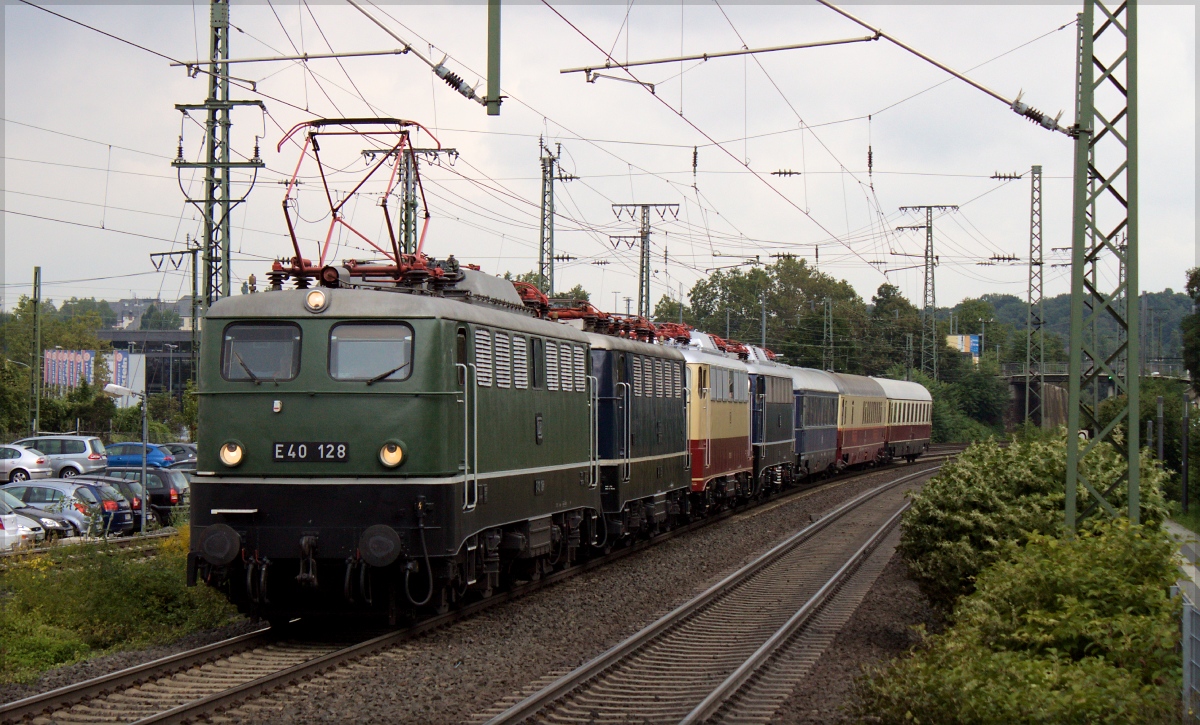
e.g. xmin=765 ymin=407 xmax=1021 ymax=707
xmin=103 ymin=442 xmax=175 ymax=468
xmin=0 ymin=488 xmax=76 ymax=540
xmin=1 ymin=479 xmax=135 ymax=537
xmin=12 ymin=436 xmax=107 ymax=477
xmin=0 ymin=498 xmax=35 ymax=552
xmin=0 ymin=445 xmax=53 ymax=482
xmin=101 ymin=467 xmax=190 ymax=527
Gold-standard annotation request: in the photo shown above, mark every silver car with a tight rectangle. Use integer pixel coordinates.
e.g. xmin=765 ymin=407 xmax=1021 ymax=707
xmin=13 ymin=436 xmax=107 ymax=477
xmin=0 ymin=445 xmax=53 ymax=482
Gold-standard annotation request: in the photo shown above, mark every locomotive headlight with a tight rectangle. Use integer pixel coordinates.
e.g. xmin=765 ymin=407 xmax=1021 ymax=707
xmin=379 ymin=441 xmax=405 ymax=468
xmin=219 ymin=441 xmax=245 ymax=467
xmin=304 ymin=288 xmax=329 ymax=313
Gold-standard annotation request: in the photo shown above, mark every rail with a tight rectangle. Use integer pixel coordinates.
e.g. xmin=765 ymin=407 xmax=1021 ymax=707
xmin=484 ymin=465 xmax=935 ymax=724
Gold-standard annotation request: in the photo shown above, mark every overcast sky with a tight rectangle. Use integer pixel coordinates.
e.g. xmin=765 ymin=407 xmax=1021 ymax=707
xmin=2 ymin=2 xmax=1195 ymax=316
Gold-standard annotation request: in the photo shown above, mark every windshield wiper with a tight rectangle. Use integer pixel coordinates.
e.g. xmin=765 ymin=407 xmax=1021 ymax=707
xmin=233 ymin=352 xmax=260 ymax=385
xmin=366 ymin=360 xmax=412 ymax=385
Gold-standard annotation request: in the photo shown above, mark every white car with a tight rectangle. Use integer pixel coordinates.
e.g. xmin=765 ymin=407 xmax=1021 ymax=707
xmin=0 ymin=499 xmax=35 ymax=551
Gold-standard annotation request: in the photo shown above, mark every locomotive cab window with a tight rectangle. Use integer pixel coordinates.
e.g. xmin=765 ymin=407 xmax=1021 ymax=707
xmin=329 ymin=323 xmax=414 ymax=382
xmin=222 ymin=323 xmax=301 ymax=382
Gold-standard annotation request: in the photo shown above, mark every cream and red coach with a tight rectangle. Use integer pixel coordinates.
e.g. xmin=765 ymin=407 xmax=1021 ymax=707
xmin=828 ymin=372 xmax=888 ymax=467
xmin=873 ymin=377 xmax=932 ymax=462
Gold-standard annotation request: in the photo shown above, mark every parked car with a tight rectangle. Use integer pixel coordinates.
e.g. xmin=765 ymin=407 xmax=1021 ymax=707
xmin=1 ymin=479 xmax=135 ymax=536
xmin=0 ymin=488 xmax=76 ymax=539
xmin=14 ymin=514 xmax=45 ymax=544
xmin=160 ymin=443 xmax=197 ymax=466
xmin=75 ymin=475 xmax=150 ymax=531
xmin=101 ymin=468 xmax=190 ymax=527
xmin=103 ymin=442 xmax=174 ymax=469
xmin=0 ymin=445 xmax=53 ymax=482
xmin=0 ymin=498 xmax=35 ymax=551
xmin=13 ymin=436 xmax=107 ymax=477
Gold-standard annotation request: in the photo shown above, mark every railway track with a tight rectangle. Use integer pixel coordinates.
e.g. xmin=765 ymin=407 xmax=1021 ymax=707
xmin=481 ymin=465 xmax=933 ymax=725
xmin=0 ymin=530 xmax=178 ymax=572
xmin=1 ymin=451 xmax=958 ymax=725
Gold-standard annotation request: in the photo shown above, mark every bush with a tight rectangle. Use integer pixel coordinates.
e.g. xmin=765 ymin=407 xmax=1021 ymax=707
xmin=898 ymin=435 xmax=1168 ymax=609
xmin=852 ymin=523 xmax=1181 ymax=724
xmin=0 ymin=527 xmax=238 ymax=682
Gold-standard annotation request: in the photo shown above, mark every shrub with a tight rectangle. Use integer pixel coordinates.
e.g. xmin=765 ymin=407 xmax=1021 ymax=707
xmin=898 ymin=434 xmax=1168 ymax=609
xmin=0 ymin=527 xmax=238 ymax=682
xmin=852 ymin=523 xmax=1181 ymax=724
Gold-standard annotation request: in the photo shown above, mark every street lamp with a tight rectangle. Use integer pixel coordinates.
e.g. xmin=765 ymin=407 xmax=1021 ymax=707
xmin=164 ymin=343 xmax=178 ymax=398
xmin=104 ymin=382 xmax=148 ymax=537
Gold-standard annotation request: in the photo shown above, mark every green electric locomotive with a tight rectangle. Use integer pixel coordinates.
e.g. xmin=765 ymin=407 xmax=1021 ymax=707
xmin=189 ymin=265 xmax=610 ymax=620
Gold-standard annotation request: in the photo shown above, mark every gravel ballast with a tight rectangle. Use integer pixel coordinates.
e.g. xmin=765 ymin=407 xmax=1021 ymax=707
xmin=0 ymin=618 xmax=261 ymax=704
xmin=769 ymin=552 xmax=944 ymax=724
xmin=215 ymin=464 xmax=941 ymax=724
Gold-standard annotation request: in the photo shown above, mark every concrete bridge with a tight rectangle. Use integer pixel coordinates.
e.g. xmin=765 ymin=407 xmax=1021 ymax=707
xmin=1000 ymin=361 xmax=1190 ymax=430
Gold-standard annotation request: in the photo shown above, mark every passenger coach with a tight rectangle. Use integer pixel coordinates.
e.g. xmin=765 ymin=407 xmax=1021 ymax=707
xmin=788 ymin=367 xmax=840 ymax=477
xmin=828 ymin=373 xmax=888 ymax=467
xmin=874 ymin=377 xmax=932 ymax=462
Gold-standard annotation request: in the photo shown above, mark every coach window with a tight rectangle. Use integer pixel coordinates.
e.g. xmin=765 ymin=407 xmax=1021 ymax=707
xmin=329 ymin=323 xmax=414 ymax=382
xmin=222 ymin=322 xmax=301 ymax=382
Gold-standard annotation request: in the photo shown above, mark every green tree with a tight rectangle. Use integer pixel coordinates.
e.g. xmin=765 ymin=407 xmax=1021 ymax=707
xmin=556 ymin=283 xmax=590 ymax=302
xmin=139 ymin=305 xmax=182 ymax=331
xmin=59 ymin=298 xmax=117 ymax=328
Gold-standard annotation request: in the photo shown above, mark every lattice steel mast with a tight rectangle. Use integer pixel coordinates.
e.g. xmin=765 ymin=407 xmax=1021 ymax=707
xmin=898 ymin=205 xmax=957 ymax=379
xmin=173 ymin=0 xmax=263 ymax=307
xmin=538 ymin=139 xmax=576 ymax=295
xmin=612 ymin=204 xmax=679 ymax=318
xmin=1065 ymin=0 xmax=1140 ymax=529
xmin=1025 ymin=165 xmax=1045 ymax=425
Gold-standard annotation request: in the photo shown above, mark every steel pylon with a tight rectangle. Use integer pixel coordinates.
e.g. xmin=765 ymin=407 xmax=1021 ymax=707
xmin=1065 ymin=0 xmax=1140 ymax=529
xmin=1025 ymin=165 xmax=1045 ymax=426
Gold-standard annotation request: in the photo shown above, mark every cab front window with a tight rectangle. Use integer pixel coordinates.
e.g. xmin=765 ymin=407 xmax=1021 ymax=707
xmin=329 ymin=323 xmax=414 ymax=382
xmin=221 ymin=323 xmax=302 ymax=382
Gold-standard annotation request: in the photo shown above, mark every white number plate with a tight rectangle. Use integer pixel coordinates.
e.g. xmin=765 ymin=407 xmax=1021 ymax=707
xmin=273 ymin=442 xmax=348 ymax=462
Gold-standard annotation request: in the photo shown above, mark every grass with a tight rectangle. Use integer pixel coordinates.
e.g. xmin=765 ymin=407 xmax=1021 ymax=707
xmin=0 ymin=527 xmax=239 ymax=683
xmin=1168 ymin=501 xmax=1200 ymax=537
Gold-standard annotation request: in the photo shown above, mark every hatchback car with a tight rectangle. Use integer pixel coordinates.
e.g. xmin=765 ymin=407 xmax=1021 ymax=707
xmin=103 ymin=442 xmax=174 ymax=468
xmin=101 ymin=468 xmax=190 ymax=527
xmin=0 ymin=445 xmax=53 ymax=482
xmin=1 ymin=480 xmax=135 ymax=537
xmin=13 ymin=436 xmax=107 ymax=477
xmin=0 ymin=498 xmax=35 ymax=551
xmin=0 ymin=488 xmax=76 ymax=539
xmin=160 ymin=443 xmax=197 ymax=466
xmin=75 ymin=475 xmax=150 ymax=531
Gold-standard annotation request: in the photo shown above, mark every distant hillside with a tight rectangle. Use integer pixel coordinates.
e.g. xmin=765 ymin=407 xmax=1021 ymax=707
xmin=945 ymin=289 xmax=1190 ymax=360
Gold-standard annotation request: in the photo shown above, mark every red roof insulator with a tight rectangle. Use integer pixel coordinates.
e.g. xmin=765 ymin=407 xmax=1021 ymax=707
xmin=511 ymin=281 xmax=550 ymax=317
xmin=654 ymin=322 xmax=693 ymax=343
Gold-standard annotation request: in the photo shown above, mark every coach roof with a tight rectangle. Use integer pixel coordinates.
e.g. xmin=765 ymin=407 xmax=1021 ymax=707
xmin=825 ymin=371 xmax=887 ymax=398
xmin=871 ymin=377 xmax=933 ymax=402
